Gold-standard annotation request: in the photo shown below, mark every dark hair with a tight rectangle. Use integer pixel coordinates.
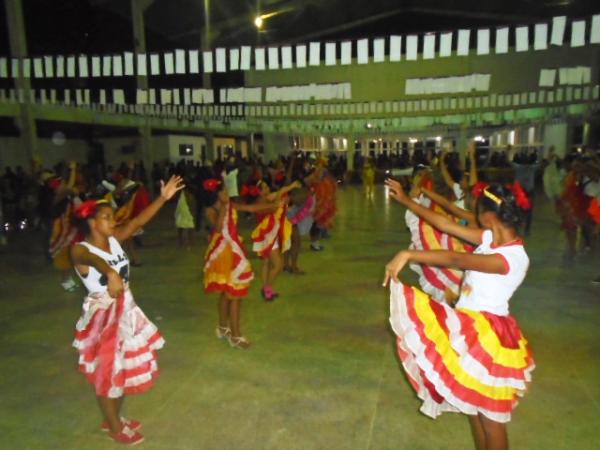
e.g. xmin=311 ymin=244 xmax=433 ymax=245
xmin=476 ymin=183 xmax=524 ymax=229
xmin=203 ymin=177 xmax=225 ymax=207
xmin=71 ymin=201 xmax=112 ymax=236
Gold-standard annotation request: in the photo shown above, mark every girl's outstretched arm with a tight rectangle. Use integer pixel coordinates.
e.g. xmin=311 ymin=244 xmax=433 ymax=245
xmin=383 ymin=249 xmax=507 ymax=286
xmin=265 ymin=180 xmax=302 ymax=202
xmin=420 ymin=187 xmax=476 ymax=224
xmin=385 ymin=178 xmax=483 ymax=245
xmin=114 ymin=175 xmax=185 ymax=242
xmin=468 ymin=141 xmax=479 ymax=188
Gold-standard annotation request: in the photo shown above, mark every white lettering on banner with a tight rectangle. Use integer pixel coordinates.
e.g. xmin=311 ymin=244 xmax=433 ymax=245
xmin=405 ymin=74 xmax=491 ymax=95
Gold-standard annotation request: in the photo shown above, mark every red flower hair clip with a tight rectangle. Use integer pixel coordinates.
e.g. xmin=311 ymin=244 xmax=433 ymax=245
xmin=241 ymin=184 xmax=261 ymax=197
xmin=74 ymin=199 xmax=108 ymax=219
xmin=471 ymin=181 xmax=490 ymax=200
xmin=47 ymin=177 xmax=62 ymax=190
xmin=203 ymin=178 xmax=221 ymax=192
xmin=507 ymin=182 xmax=532 ymax=210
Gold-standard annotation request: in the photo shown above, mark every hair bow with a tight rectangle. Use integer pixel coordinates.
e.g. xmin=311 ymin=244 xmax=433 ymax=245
xmin=203 ymin=178 xmax=221 ymax=192
xmin=241 ymin=184 xmax=261 ymax=197
xmin=471 ymin=181 xmax=490 ymax=199
xmin=508 ymin=182 xmax=532 ymax=210
xmin=74 ymin=199 xmax=108 ymax=219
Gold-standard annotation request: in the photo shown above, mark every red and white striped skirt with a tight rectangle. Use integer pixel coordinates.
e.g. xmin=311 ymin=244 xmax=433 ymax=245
xmin=72 ymin=287 xmax=164 ymax=398
xmin=389 ymin=281 xmax=535 ymax=423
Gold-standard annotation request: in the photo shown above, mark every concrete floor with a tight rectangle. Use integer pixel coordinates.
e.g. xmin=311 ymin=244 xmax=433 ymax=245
xmin=0 ymin=186 xmax=599 ymax=450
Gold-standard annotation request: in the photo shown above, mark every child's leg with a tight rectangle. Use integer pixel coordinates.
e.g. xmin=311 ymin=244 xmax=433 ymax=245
xmin=228 ymin=298 xmax=243 ymax=337
xmin=97 ymin=395 xmax=122 ymax=433
xmin=267 ymin=249 xmax=283 ymax=287
xmin=290 ymin=226 xmax=302 ymax=271
xmin=479 ymin=414 xmax=508 ymax=450
xmin=218 ymin=293 xmax=230 ymax=328
xmin=261 ymin=257 xmax=270 ymax=287
xmin=468 ymin=414 xmax=486 ymax=450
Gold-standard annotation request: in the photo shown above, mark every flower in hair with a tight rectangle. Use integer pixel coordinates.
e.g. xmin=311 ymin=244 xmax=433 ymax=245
xmin=241 ymin=184 xmax=261 ymax=197
xmin=508 ymin=182 xmax=532 ymax=210
xmin=471 ymin=181 xmax=490 ymax=199
xmin=74 ymin=199 xmax=108 ymax=219
xmin=203 ymin=178 xmax=221 ymax=192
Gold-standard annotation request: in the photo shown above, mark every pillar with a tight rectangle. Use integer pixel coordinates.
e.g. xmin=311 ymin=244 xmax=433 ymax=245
xmin=5 ymin=0 xmax=37 ymax=170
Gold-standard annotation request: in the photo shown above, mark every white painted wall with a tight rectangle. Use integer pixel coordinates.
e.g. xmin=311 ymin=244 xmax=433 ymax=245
xmin=167 ymin=135 xmax=207 ymax=163
xmin=543 ymin=122 xmax=568 ymax=157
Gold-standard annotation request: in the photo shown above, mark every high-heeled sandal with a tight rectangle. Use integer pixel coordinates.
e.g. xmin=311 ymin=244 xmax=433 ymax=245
xmin=216 ymin=326 xmax=232 ymax=339
xmin=228 ymin=336 xmax=251 ymax=349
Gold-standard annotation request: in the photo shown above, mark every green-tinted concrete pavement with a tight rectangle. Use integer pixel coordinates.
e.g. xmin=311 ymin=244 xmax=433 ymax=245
xmin=0 ymin=187 xmax=599 ymax=449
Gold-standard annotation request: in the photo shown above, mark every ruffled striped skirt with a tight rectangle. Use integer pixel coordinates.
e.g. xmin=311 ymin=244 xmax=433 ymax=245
xmin=389 ymin=281 xmax=534 ymax=423
xmin=73 ymin=287 xmax=164 ymax=398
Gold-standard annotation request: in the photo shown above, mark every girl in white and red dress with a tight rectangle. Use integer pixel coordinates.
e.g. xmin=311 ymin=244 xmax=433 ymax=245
xmin=251 ymin=179 xmax=301 ymax=301
xmin=70 ymin=176 xmax=184 ymax=446
xmin=384 ymin=178 xmax=535 ymax=450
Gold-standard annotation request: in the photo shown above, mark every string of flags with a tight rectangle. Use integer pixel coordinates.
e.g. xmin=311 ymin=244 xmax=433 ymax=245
xmin=0 ymin=15 xmax=598 ymax=79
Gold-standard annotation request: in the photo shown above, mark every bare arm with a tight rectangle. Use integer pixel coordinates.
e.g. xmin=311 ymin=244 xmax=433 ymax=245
xmin=114 ymin=176 xmax=184 ymax=242
xmin=383 ymin=249 xmax=506 ymax=286
xmin=385 ymin=178 xmax=483 ymax=245
xmin=265 ymin=180 xmax=301 ymax=202
xmin=205 ymin=205 xmax=226 ymax=231
xmin=421 ymin=187 xmax=476 ymax=224
xmin=70 ymin=244 xmax=124 ymax=297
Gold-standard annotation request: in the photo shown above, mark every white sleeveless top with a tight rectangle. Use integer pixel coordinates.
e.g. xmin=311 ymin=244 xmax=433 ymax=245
xmin=75 ymin=237 xmax=130 ymax=295
xmin=455 ymin=230 xmax=529 ymax=316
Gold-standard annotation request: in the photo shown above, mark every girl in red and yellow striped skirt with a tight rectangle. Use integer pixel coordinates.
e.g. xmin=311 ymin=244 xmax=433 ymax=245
xmin=203 ymin=178 xmax=282 ymax=349
xmin=251 ymin=179 xmax=301 ymax=301
xmin=384 ymin=178 xmax=534 ymax=450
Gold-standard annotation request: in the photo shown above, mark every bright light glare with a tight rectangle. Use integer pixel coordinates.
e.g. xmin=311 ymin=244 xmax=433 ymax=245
xmin=254 ymin=16 xmax=264 ymax=29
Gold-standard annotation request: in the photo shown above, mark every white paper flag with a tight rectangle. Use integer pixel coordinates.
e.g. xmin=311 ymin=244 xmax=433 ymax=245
xmin=160 ymin=89 xmax=171 ymax=104
xmin=357 ymin=39 xmax=369 ymax=64
xmin=495 ymin=27 xmax=509 ymax=53
xmin=52 ymin=56 xmax=62 ymax=78
xmin=296 ymin=45 xmax=307 ymax=68
xmin=44 ymin=56 xmax=54 ymax=78
xmin=216 ymin=48 xmax=226 ymax=72
xmin=76 ymin=89 xmax=83 ymax=105
xmin=112 ymin=55 xmax=123 ymax=76
xmin=515 ymin=26 xmax=529 ymax=52
xmin=591 ymin=14 xmax=600 ymax=44
xmin=173 ymin=49 xmax=184 ymax=74
xmin=0 ymin=58 xmax=7 ymax=78
xmin=539 ymin=69 xmax=556 ymax=87
xmin=22 ymin=58 xmax=30 ymax=78
xmin=406 ymin=35 xmax=418 ymax=60
xmin=341 ymin=41 xmax=352 ymax=64
xmin=33 ymin=58 xmax=44 ymax=78
xmin=66 ymin=56 xmax=76 ymax=77
xmin=240 ymin=46 xmax=252 ymax=70
xmin=551 ymin=16 xmax=566 ymax=45
xmin=390 ymin=36 xmax=402 ymax=61
xmin=373 ymin=38 xmax=385 ymax=62
xmin=534 ymin=24 xmax=548 ymax=50
xmin=325 ymin=42 xmax=336 ymax=66
xmin=148 ymin=89 xmax=156 ymax=104
xmin=309 ymin=42 xmax=320 ymax=66
xmin=570 ymin=20 xmax=585 ymax=47
xmin=123 ymin=52 xmax=135 ymax=76
xmin=91 ymin=56 xmax=101 ymax=77
xmin=173 ymin=89 xmax=180 ymax=105
xmin=268 ymin=47 xmax=279 ymax=70
xmin=102 ymin=55 xmax=111 ymax=76
xmin=64 ymin=89 xmax=71 ymax=104
xmin=113 ymin=89 xmax=125 ymax=105
xmin=477 ymin=29 xmax=490 ymax=55
xmin=150 ymin=54 xmax=160 ymax=75
xmin=229 ymin=48 xmax=239 ymax=71
xmin=255 ymin=48 xmax=265 ymax=70
xmin=439 ymin=32 xmax=452 ymax=57
xmin=136 ymin=89 xmax=148 ymax=104
xmin=76 ymin=55 xmax=88 ymax=78
xmin=164 ymin=53 xmax=174 ymax=74
xmin=99 ymin=89 xmax=106 ymax=105
xmin=136 ymin=53 xmax=147 ymax=76
xmin=423 ymin=34 xmax=435 ymax=59
xmin=457 ymin=29 xmax=470 ymax=56
xmin=281 ymin=46 xmax=292 ymax=69
xmin=203 ymin=51 xmax=213 ymax=73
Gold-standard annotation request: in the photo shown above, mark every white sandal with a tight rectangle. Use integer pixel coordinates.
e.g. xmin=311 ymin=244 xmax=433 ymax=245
xmin=216 ymin=326 xmax=232 ymax=339
xmin=228 ymin=336 xmax=251 ymax=349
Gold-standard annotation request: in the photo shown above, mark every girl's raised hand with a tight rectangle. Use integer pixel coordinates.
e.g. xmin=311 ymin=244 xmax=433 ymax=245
xmin=160 ymin=176 xmax=185 ymax=200
xmin=382 ymin=250 xmax=410 ymax=287
xmin=385 ymin=178 xmax=409 ymax=204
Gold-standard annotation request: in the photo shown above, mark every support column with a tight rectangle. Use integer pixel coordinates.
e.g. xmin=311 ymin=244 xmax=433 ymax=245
xmin=131 ymin=0 xmax=154 ymax=171
xmin=202 ymin=0 xmax=215 ymax=163
xmin=5 ymin=0 xmax=37 ymax=170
